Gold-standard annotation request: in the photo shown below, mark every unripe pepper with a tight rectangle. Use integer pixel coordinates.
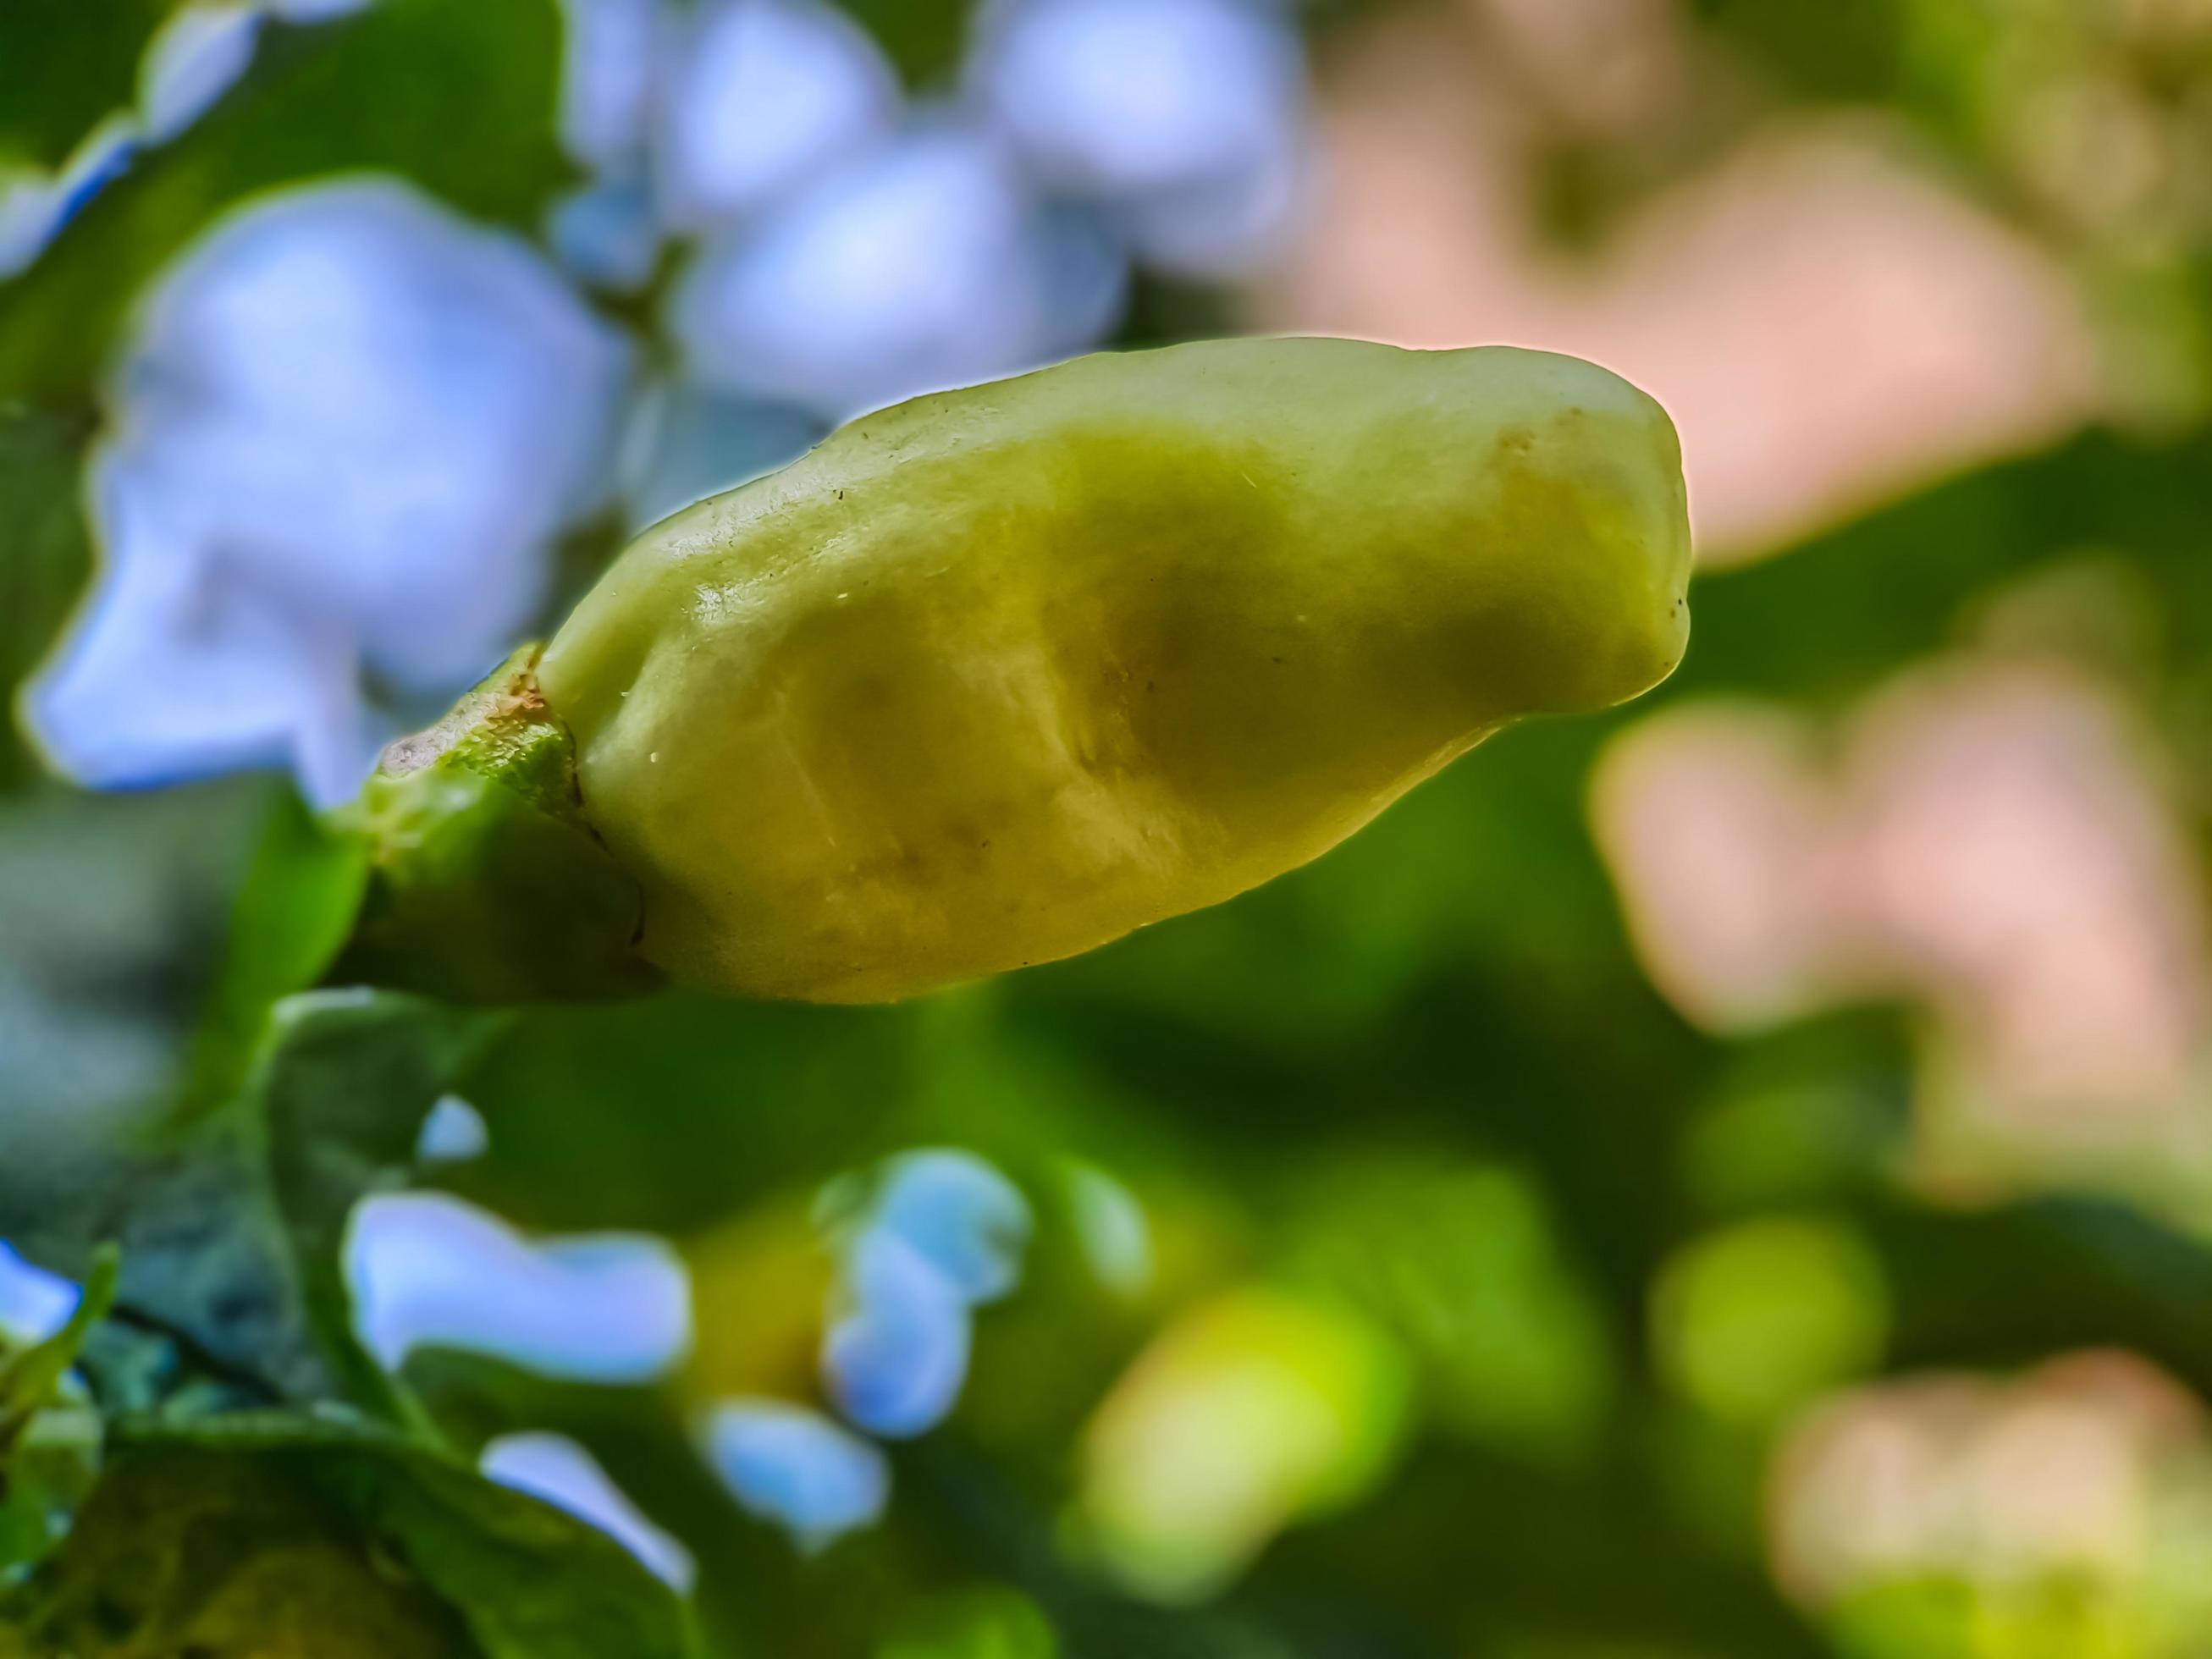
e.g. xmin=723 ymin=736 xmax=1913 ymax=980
xmin=340 ymin=338 xmax=1691 ymax=1004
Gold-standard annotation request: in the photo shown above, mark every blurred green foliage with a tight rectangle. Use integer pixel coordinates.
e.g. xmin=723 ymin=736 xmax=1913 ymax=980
xmin=17 ymin=414 xmax=2212 ymax=1651
xmin=0 ymin=411 xmax=94 ymax=789
xmin=2 ymin=1416 xmax=698 ymax=1658
xmin=1691 ymin=0 xmax=1907 ymax=103
xmin=7 ymin=0 xmax=2212 ymax=1656
xmin=0 ymin=0 xmax=173 ymax=172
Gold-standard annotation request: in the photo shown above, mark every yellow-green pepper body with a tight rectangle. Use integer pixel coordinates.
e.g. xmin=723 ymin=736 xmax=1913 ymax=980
xmin=532 ymin=338 xmax=1690 ymax=1003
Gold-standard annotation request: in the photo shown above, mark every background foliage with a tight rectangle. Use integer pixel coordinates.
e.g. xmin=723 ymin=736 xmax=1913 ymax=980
xmin=7 ymin=2 xmax=2212 ymax=1656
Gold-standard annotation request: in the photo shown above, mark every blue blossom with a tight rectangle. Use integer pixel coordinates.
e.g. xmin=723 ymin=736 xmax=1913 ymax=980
xmin=0 ymin=1242 xmax=80 ymax=1346
xmin=654 ymin=0 xmax=899 ymax=230
xmin=698 ymin=1398 xmax=891 ymax=1552
xmin=480 ymin=1431 xmax=697 ymax=1590
xmin=139 ymin=4 xmax=264 ymax=145
xmin=822 ymin=1227 xmax=974 ymax=1439
xmin=554 ymin=0 xmax=663 ymax=175
xmin=817 ymin=1149 xmax=1032 ymax=1439
xmin=0 ymin=118 xmax=139 ymax=280
xmin=413 ymin=1094 xmax=491 ymax=1165
xmin=669 ymin=123 xmax=1123 ymax=422
xmin=27 ymin=179 xmax=630 ymax=806
xmin=344 ymin=1191 xmax=691 ymax=1381
xmin=545 ymin=175 xmax=663 ymax=295
xmin=974 ymin=0 xmax=1307 ymax=278
xmin=867 ymin=1149 xmax=1034 ymax=1306
xmin=25 ymin=518 xmax=367 ymax=801
xmin=619 ymin=382 xmax=819 ymax=531
xmin=615 ymin=0 xmax=1306 ymax=433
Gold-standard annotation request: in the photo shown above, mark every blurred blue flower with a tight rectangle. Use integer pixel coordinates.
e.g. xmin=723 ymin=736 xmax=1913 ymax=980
xmin=698 ymin=1398 xmax=891 ymax=1551
xmin=593 ymin=0 xmax=1305 ymax=436
xmin=139 ymin=4 xmax=264 ymax=145
xmin=480 ymin=1430 xmax=698 ymax=1590
xmin=0 ymin=1241 xmax=80 ymax=1346
xmin=25 ymin=528 xmax=364 ymax=801
xmin=867 ymin=1149 xmax=1033 ymax=1306
xmin=974 ymin=0 xmax=1307 ymax=278
xmin=0 ymin=118 xmax=140 ymax=280
xmin=413 ymin=1094 xmax=490 ymax=1165
xmin=669 ymin=123 xmax=1124 ymax=421
xmin=554 ymin=0 xmax=662 ymax=175
xmin=619 ymin=381 xmax=819 ymax=530
xmin=654 ymin=0 xmax=899 ymax=231
xmin=818 ymin=1149 xmax=1031 ymax=1439
xmin=344 ymin=1191 xmax=691 ymax=1381
xmin=27 ymin=179 xmax=630 ymax=806
xmin=545 ymin=0 xmax=665 ymax=295
xmin=545 ymin=175 xmax=663 ymax=295
xmin=822 ymin=1227 xmax=974 ymax=1439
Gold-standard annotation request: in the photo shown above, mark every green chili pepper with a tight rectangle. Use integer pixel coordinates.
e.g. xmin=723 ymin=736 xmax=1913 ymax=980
xmin=339 ymin=338 xmax=1691 ymax=1004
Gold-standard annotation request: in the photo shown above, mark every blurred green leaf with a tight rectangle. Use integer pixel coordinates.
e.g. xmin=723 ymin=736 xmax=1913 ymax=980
xmin=0 ymin=1403 xmax=99 ymax=1590
xmin=830 ymin=0 xmax=969 ymax=89
xmin=0 ymin=1248 xmax=115 ymax=1463
xmin=0 ymin=0 xmax=169 ymax=172
xmin=1 ymin=1125 xmax=321 ymax=1401
xmin=0 ymin=991 xmax=496 ymax=1415
xmin=0 ymin=780 xmax=279 ymax=1285
xmin=878 ymin=1585 xmax=1059 ymax=1659
xmin=176 ymin=791 xmax=372 ymax=1125
xmin=1280 ymin=1155 xmax=1617 ymax=1464
xmin=0 ymin=1250 xmax=114 ymax=1586
xmin=0 ymin=1439 xmax=472 ymax=1656
xmin=245 ymin=991 xmax=503 ymax=1419
xmin=0 ymin=1411 xmax=703 ymax=1657
xmin=1691 ymin=0 xmax=1906 ymax=102
xmin=1824 ymin=1580 xmax=1978 ymax=1659
xmin=0 ymin=409 xmax=95 ymax=792
xmin=449 ymin=992 xmax=929 ymax=1235
xmin=1650 ymin=1215 xmax=1889 ymax=1429
xmin=1679 ymin=1083 xmax=1895 ymax=1215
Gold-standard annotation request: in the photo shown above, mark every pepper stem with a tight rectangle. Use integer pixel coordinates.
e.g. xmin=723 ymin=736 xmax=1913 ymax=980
xmin=328 ymin=646 xmax=664 ymax=1003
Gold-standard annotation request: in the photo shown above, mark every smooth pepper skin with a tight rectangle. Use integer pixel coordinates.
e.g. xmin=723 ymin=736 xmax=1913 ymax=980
xmin=532 ymin=338 xmax=1691 ymax=1004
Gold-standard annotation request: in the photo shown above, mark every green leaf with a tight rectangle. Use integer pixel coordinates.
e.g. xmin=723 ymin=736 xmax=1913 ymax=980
xmin=830 ymin=0 xmax=969 ymax=87
xmin=2 ymin=1123 xmax=324 ymax=1403
xmin=0 ymin=1413 xmax=702 ymax=1658
xmin=0 ymin=993 xmax=499 ymax=1419
xmin=0 ymin=0 xmax=169 ymax=172
xmin=0 ymin=1432 xmax=477 ymax=1656
xmin=1689 ymin=0 xmax=1906 ymax=102
xmin=251 ymin=991 xmax=503 ymax=1420
xmin=1280 ymin=1157 xmax=1616 ymax=1465
xmin=175 ymin=791 xmax=372 ymax=1125
xmin=0 ymin=1248 xmax=116 ymax=1461
xmin=0 ymin=1404 xmax=99 ymax=1590
xmin=0 ymin=408 xmax=96 ymax=793
xmin=0 ymin=1250 xmax=114 ymax=1589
